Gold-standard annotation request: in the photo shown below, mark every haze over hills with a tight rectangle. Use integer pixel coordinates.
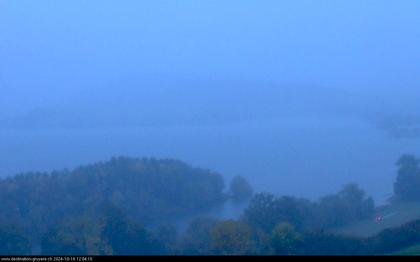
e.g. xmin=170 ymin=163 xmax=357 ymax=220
xmin=1 ymin=0 xmax=419 ymax=134
xmin=1 ymin=78 xmax=419 ymax=204
xmin=2 ymin=77 xmax=420 ymax=131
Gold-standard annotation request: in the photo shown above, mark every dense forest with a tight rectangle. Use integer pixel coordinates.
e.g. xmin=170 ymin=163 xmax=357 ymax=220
xmin=0 ymin=155 xmax=420 ymax=255
xmin=0 ymin=157 xmax=227 ymax=234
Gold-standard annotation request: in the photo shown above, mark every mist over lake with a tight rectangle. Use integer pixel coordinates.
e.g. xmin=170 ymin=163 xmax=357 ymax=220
xmin=2 ymin=115 xmax=419 ymax=205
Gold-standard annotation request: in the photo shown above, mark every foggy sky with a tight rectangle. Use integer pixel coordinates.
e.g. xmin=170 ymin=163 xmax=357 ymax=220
xmin=1 ymin=0 xmax=419 ymax=123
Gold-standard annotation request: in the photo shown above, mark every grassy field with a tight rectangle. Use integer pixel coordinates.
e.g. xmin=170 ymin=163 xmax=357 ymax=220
xmin=392 ymin=243 xmax=420 ymax=256
xmin=331 ymin=202 xmax=420 ymax=238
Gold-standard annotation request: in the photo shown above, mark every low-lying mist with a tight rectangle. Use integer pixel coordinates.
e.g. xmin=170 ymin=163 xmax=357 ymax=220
xmin=1 ymin=78 xmax=419 ymax=205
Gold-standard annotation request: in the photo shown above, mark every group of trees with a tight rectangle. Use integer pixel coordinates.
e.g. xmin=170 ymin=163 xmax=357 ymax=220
xmin=0 ymin=183 xmax=375 ymax=255
xmin=0 ymin=226 xmax=30 ymax=255
xmin=0 ymin=157 xmax=227 ymax=235
xmin=175 ymin=216 xmax=420 ymax=255
xmin=40 ymin=205 xmax=167 ymax=255
xmin=0 ymin=157 xmax=256 ymax=255
xmin=6 ymin=211 xmax=420 ymax=256
xmin=1 ymin=154 xmax=420 ymax=255
xmin=242 ymin=184 xmax=375 ymax=233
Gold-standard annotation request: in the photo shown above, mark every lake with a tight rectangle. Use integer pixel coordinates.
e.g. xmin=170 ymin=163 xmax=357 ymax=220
xmin=1 ymin=115 xmax=419 ymax=205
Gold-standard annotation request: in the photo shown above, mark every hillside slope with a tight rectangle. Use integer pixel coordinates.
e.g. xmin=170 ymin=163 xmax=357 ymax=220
xmin=332 ymin=202 xmax=420 ymax=238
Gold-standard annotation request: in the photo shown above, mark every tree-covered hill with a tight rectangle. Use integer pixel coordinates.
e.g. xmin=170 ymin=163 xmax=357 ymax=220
xmin=0 ymin=157 xmax=226 ymax=237
xmin=2 ymin=155 xmax=420 ymax=255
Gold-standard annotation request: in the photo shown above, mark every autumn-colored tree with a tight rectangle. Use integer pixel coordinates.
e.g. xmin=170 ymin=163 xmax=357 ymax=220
xmin=270 ymin=222 xmax=303 ymax=255
xmin=210 ymin=220 xmax=256 ymax=255
xmin=180 ymin=217 xmax=218 ymax=255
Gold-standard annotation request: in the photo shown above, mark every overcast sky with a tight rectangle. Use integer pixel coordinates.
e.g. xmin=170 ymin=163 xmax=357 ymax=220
xmin=0 ymin=0 xmax=419 ymax=119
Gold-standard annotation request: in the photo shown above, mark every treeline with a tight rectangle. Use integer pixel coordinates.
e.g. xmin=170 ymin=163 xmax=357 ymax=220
xmin=0 ymin=156 xmax=374 ymax=255
xmin=1 ymin=155 xmax=420 ymax=255
xmin=2 ymin=197 xmax=419 ymax=255
xmin=243 ymin=184 xmax=374 ymax=234
xmin=0 ymin=157 xmax=228 ymax=242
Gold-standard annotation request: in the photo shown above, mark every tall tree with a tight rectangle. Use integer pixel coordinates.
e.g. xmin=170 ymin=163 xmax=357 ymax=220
xmin=394 ymin=154 xmax=420 ymax=201
xmin=270 ymin=222 xmax=303 ymax=255
xmin=229 ymin=176 xmax=253 ymax=202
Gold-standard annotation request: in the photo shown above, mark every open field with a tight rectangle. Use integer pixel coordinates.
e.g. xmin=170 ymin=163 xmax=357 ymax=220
xmin=392 ymin=244 xmax=420 ymax=256
xmin=332 ymin=202 xmax=420 ymax=238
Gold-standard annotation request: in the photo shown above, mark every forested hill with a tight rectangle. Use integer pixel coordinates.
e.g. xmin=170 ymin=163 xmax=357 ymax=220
xmin=0 ymin=157 xmax=226 ymax=235
xmin=3 ymin=155 xmax=420 ymax=255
